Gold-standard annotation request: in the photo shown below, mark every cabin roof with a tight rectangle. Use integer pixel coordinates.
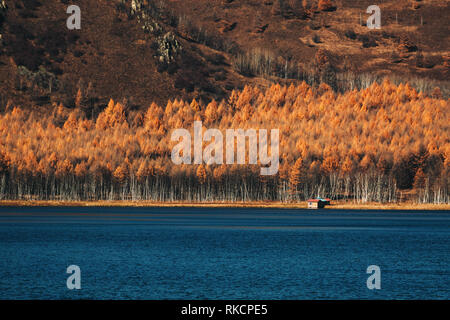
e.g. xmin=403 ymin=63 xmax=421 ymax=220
xmin=307 ymin=198 xmax=331 ymax=202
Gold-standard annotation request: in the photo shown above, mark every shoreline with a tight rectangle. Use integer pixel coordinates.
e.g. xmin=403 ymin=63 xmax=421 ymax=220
xmin=0 ymin=200 xmax=448 ymax=210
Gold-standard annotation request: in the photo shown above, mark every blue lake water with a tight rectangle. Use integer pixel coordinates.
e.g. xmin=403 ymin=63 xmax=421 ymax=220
xmin=0 ymin=206 xmax=448 ymax=300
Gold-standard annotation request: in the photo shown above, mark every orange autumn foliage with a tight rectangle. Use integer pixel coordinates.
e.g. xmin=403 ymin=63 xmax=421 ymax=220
xmin=0 ymin=80 xmax=447 ymax=202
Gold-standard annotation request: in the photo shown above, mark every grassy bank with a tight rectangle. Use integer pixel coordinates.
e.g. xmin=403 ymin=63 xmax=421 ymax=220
xmin=0 ymin=200 xmax=448 ymax=210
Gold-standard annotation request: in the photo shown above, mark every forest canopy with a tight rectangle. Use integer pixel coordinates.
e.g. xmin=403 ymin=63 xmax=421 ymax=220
xmin=0 ymin=80 xmax=448 ymax=203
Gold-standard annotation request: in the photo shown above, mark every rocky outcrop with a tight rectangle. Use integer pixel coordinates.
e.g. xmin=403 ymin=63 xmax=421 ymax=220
xmin=130 ymin=0 xmax=142 ymax=16
xmin=0 ymin=0 xmax=7 ymax=24
xmin=0 ymin=0 xmax=7 ymax=48
xmin=155 ymin=32 xmax=181 ymax=63
xmin=129 ymin=0 xmax=182 ymax=64
xmin=142 ymin=16 xmax=162 ymax=35
xmin=130 ymin=0 xmax=161 ymax=33
xmin=17 ymin=66 xmax=59 ymax=93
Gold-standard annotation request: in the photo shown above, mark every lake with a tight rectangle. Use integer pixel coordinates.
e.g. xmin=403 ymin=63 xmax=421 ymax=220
xmin=0 ymin=207 xmax=448 ymax=299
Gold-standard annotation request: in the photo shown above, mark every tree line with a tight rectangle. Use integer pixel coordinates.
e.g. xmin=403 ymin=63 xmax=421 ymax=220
xmin=0 ymin=80 xmax=448 ymax=203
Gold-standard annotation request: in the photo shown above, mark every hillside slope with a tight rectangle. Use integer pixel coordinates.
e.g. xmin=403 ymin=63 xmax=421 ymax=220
xmin=0 ymin=0 xmax=254 ymax=112
xmin=0 ymin=0 xmax=448 ymax=113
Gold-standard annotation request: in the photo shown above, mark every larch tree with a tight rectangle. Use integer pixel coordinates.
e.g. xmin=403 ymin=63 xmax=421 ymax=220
xmin=289 ymin=158 xmax=305 ymax=199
